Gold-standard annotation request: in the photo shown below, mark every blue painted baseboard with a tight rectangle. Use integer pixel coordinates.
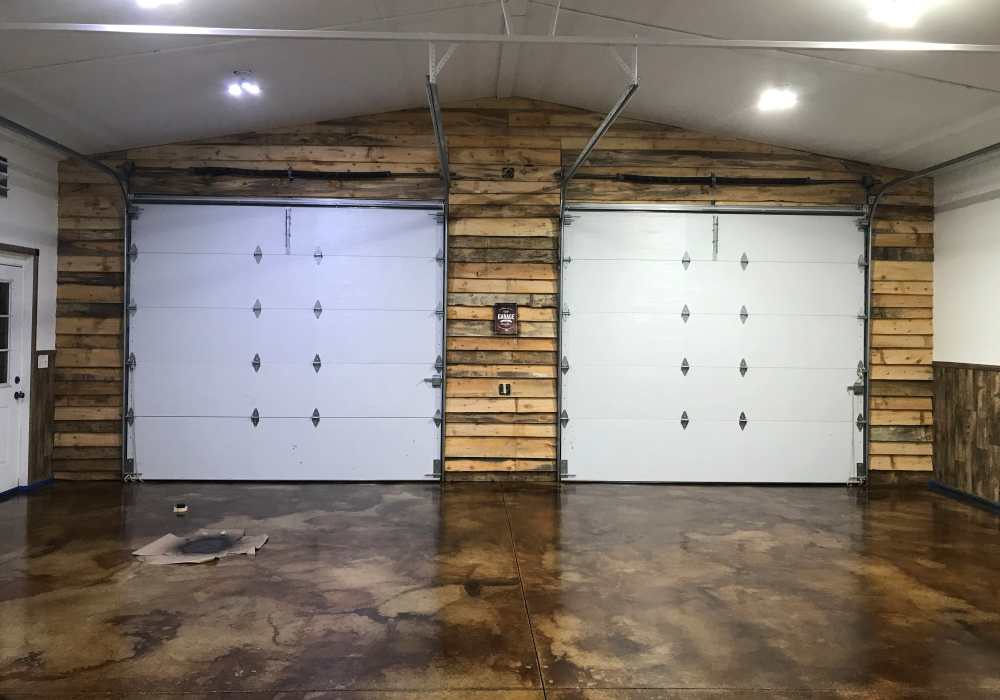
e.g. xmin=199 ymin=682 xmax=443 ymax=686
xmin=0 ymin=477 xmax=54 ymax=500
xmin=928 ymin=481 xmax=1000 ymax=513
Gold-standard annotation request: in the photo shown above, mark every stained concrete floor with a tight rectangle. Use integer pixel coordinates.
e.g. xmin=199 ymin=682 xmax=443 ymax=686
xmin=1 ymin=482 xmax=1000 ymax=700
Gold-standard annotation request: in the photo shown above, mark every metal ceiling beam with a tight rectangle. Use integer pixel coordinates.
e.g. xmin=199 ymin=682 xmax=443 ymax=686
xmin=561 ymin=82 xmax=640 ymax=187
xmin=3 ymin=23 xmax=1000 ymax=52
xmin=425 ymin=76 xmax=449 ymax=189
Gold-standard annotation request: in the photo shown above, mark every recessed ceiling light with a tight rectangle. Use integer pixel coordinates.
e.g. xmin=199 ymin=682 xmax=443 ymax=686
xmin=137 ymin=0 xmax=181 ymax=8
xmin=758 ymin=88 xmax=797 ymax=111
xmin=228 ymin=71 xmax=262 ymax=97
xmin=867 ymin=0 xmax=931 ymax=27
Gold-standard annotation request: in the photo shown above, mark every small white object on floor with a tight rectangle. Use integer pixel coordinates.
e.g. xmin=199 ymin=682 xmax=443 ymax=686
xmin=133 ymin=529 xmax=268 ymax=565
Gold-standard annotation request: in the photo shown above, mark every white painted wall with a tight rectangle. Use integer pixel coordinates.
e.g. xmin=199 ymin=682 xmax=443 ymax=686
xmin=934 ymin=154 xmax=1000 ymax=365
xmin=0 ymin=134 xmax=58 ymax=350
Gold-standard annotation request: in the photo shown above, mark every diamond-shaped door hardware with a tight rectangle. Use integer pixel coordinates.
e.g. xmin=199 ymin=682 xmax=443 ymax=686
xmin=312 ymin=409 xmax=321 ymax=427
xmin=253 ymin=300 xmax=262 ymax=318
xmin=681 ymin=305 xmax=690 ymax=323
xmin=252 ymin=354 xmax=261 ymax=373
xmin=314 ymin=247 xmax=323 ymax=264
xmin=740 ymin=359 xmax=748 ymax=377
xmin=435 ymin=355 xmax=444 ymax=373
xmin=433 ymin=409 xmax=443 ymax=427
xmin=682 ymin=252 xmax=691 ymax=270
xmin=681 ymin=358 xmax=690 ymax=376
xmin=741 ymin=253 xmax=749 ymax=271
xmin=561 ymin=357 xmax=570 ymax=374
xmin=126 ymin=353 xmax=136 ymax=370
xmin=562 ymin=304 xmax=571 ymax=319
xmin=313 ymin=354 xmax=322 ymax=373
xmin=740 ymin=305 xmax=748 ymax=324
xmin=313 ymin=301 xmax=323 ymax=319
xmin=436 ymin=249 xmax=445 ymax=263
xmin=435 ymin=302 xmax=444 ymax=319
xmin=560 ymin=410 xmax=569 ymax=427
xmin=128 ymin=244 xmax=138 ymax=262
xmin=857 ymin=414 xmax=866 ymax=432
xmin=251 ymin=409 xmax=260 ymax=427
xmin=681 ymin=411 xmax=690 ymax=430
xmin=858 ymin=254 xmax=868 ymax=272
xmin=739 ymin=412 xmax=748 ymax=430
xmin=127 ymin=298 xmax=137 ymax=317
xmin=254 ymin=245 xmax=262 ymax=264
xmin=126 ymin=408 xmax=134 ymax=427
xmin=857 ymin=361 xmax=867 ymax=376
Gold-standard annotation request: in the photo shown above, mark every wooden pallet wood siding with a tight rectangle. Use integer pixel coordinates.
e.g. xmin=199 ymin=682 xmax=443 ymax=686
xmin=933 ymin=362 xmax=1000 ymax=502
xmin=55 ymin=97 xmax=933 ymax=479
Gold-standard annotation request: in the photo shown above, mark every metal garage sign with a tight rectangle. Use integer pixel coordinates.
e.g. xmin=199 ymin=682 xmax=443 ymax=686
xmin=494 ymin=303 xmax=518 ymax=336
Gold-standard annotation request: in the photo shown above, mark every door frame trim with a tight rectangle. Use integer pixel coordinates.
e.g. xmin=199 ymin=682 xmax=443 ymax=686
xmin=123 ymin=196 xmax=447 ymax=481
xmin=557 ymin=204 xmax=868 ymax=482
xmin=0 ymin=244 xmax=38 ymax=489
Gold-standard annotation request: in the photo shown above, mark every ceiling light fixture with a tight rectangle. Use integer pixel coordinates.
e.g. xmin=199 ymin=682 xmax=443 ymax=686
xmin=136 ymin=0 xmax=182 ymax=8
xmin=758 ymin=87 xmax=797 ymax=111
xmin=228 ymin=71 xmax=262 ymax=97
xmin=867 ymin=0 xmax=932 ymax=28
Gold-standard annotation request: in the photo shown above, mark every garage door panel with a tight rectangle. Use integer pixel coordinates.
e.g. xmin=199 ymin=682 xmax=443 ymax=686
xmin=133 ymin=205 xmax=287 ymax=254
xmin=741 ymin=316 xmax=864 ymax=367
xmin=567 ymin=212 xmax=713 ymax=260
xmin=288 ymin=208 xmax=441 ymax=258
xmin=563 ymin=418 xmax=855 ymax=483
xmin=131 ymin=308 xmax=439 ymax=364
xmin=132 ymin=254 xmax=439 ymax=310
xmin=132 ymin=362 xmax=437 ymax=418
xmin=133 ymin=416 xmax=438 ymax=481
xmin=716 ymin=215 xmax=864 ymax=264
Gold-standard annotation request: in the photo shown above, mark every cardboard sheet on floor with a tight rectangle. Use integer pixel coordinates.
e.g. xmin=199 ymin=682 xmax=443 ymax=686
xmin=133 ymin=529 xmax=268 ymax=565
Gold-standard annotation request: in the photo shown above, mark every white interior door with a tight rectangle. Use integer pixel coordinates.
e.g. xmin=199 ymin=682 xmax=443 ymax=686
xmin=0 ymin=255 xmax=30 ymax=494
xmin=561 ymin=210 xmax=865 ymax=483
xmin=127 ymin=203 xmax=444 ymax=481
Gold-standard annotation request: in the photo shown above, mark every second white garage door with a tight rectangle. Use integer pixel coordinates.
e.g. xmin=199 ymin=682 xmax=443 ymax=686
xmin=560 ymin=208 xmax=866 ymax=483
xmin=127 ymin=201 xmax=444 ymax=481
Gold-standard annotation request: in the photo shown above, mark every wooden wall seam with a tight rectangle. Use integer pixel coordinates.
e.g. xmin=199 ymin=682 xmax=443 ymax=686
xmin=54 ymin=97 xmax=934 ymax=480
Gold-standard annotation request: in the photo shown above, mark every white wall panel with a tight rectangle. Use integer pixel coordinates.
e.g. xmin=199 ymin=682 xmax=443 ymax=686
xmin=562 ymin=211 xmax=864 ymax=483
xmin=128 ymin=203 xmax=443 ymax=481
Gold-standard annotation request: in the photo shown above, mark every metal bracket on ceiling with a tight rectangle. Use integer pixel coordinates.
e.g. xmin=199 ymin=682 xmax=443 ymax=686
xmin=607 ymin=44 xmax=639 ymax=84
xmin=428 ymin=42 xmax=459 ymax=84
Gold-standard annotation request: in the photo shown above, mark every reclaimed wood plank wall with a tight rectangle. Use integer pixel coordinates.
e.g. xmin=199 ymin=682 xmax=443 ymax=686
xmin=54 ymin=97 xmax=934 ymax=480
xmin=933 ymin=362 xmax=1000 ymax=503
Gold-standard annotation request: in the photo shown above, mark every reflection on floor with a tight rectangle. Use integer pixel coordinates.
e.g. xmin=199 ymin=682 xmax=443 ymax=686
xmin=1 ymin=482 xmax=1000 ymax=699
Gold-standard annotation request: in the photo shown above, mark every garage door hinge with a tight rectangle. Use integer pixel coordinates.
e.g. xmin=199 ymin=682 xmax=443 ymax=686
xmin=682 ymin=252 xmax=691 ymax=270
xmin=433 ymin=212 xmax=445 ymax=225
xmin=857 ymin=360 xmax=867 ymax=376
xmin=560 ymin=409 xmax=569 ymax=426
xmin=435 ymin=355 xmax=444 ymax=372
xmin=681 ymin=305 xmax=690 ymax=323
xmin=739 ymin=412 xmax=748 ymax=430
xmin=252 ymin=354 xmax=261 ymax=373
xmin=313 ymin=301 xmax=323 ymax=319
xmin=559 ymin=459 xmax=576 ymax=478
xmin=251 ymin=408 xmax=260 ymax=427
xmin=433 ymin=409 xmax=443 ymax=427
xmin=562 ymin=304 xmax=571 ymax=319
xmin=563 ymin=214 xmax=575 ymax=226
xmin=126 ymin=353 xmax=136 ymax=370
xmin=314 ymin=247 xmax=323 ymax=265
xmin=254 ymin=245 xmax=263 ymax=264
xmin=856 ymin=413 xmax=866 ymax=431
xmin=313 ymin=354 xmax=322 ymax=373
xmin=740 ymin=359 xmax=748 ymax=377
xmin=740 ymin=305 xmax=749 ymax=324
xmin=563 ymin=254 xmax=572 ymax=264
xmin=561 ymin=356 xmax=570 ymax=374
xmin=681 ymin=358 xmax=690 ymax=376
xmin=741 ymin=253 xmax=749 ymax=271
xmin=858 ymin=254 xmax=868 ymax=271
xmin=436 ymin=302 xmax=444 ymax=319
xmin=436 ymin=249 xmax=445 ymax=263
xmin=857 ymin=307 xmax=867 ymax=321
xmin=127 ymin=298 xmax=137 ymax=317
xmin=253 ymin=300 xmax=262 ymax=318
xmin=680 ymin=411 xmax=689 ymax=430
xmin=126 ymin=408 xmax=134 ymax=427
xmin=312 ymin=409 xmax=320 ymax=427
xmin=128 ymin=244 xmax=138 ymax=262
xmin=427 ymin=459 xmax=443 ymax=478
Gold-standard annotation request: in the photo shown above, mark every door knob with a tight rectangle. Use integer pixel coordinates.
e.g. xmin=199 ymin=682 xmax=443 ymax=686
xmin=14 ymin=391 xmax=25 ymax=400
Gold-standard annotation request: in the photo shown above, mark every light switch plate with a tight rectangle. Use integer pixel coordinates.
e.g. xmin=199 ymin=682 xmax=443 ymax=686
xmin=37 ymin=355 xmax=49 ymax=369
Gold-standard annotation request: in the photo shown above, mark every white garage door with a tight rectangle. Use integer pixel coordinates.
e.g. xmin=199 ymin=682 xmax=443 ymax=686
xmin=127 ymin=201 xmax=444 ymax=481
xmin=561 ymin=208 xmax=866 ymax=483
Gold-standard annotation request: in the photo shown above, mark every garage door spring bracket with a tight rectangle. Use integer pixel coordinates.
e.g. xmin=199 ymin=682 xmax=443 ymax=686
xmin=251 ymin=409 xmax=260 ymax=427
xmin=681 ymin=358 xmax=690 ymax=376
xmin=681 ymin=305 xmax=690 ymax=323
xmin=741 ymin=253 xmax=749 ymax=271
xmin=252 ymin=354 xmax=261 ymax=373
xmin=682 ymin=252 xmax=691 ymax=270
xmin=314 ymin=247 xmax=323 ymax=265
xmin=314 ymin=301 xmax=323 ymax=319
xmin=680 ymin=411 xmax=689 ymax=430
xmin=313 ymin=354 xmax=322 ymax=373
xmin=740 ymin=306 xmax=749 ymax=324
xmin=253 ymin=300 xmax=262 ymax=318
xmin=254 ymin=245 xmax=263 ymax=264
xmin=739 ymin=412 xmax=748 ymax=430
xmin=560 ymin=410 xmax=569 ymax=427
xmin=312 ymin=409 xmax=320 ymax=427
xmin=740 ymin=359 xmax=748 ymax=377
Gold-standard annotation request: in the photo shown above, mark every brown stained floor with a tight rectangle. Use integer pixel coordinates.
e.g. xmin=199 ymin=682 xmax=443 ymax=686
xmin=1 ymin=483 xmax=999 ymax=700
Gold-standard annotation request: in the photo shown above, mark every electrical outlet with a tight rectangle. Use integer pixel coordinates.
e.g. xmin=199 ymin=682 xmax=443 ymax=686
xmin=499 ymin=383 xmax=511 ymax=396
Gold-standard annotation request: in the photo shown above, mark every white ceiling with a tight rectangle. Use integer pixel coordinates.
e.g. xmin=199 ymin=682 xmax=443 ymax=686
xmin=0 ymin=0 xmax=998 ymax=168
